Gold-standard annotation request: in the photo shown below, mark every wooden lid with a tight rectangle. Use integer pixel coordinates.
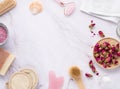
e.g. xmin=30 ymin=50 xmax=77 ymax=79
xmin=7 ymin=69 xmax=39 ymax=89
xmin=8 ymin=72 xmax=32 ymax=89
xmin=20 ymin=69 xmax=39 ymax=89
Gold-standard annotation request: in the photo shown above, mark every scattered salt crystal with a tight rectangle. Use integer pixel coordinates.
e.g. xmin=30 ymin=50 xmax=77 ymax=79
xmin=102 ymin=76 xmax=111 ymax=83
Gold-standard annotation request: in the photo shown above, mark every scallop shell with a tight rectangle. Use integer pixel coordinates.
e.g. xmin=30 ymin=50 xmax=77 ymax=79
xmin=29 ymin=1 xmax=43 ymax=15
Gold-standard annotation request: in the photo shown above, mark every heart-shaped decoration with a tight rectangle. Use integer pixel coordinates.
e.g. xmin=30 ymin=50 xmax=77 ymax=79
xmin=49 ymin=71 xmax=64 ymax=89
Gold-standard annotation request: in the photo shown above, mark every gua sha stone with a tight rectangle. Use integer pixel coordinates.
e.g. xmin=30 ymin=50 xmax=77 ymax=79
xmin=48 ymin=71 xmax=64 ymax=89
xmin=54 ymin=0 xmax=75 ymax=16
xmin=64 ymin=2 xmax=75 ymax=16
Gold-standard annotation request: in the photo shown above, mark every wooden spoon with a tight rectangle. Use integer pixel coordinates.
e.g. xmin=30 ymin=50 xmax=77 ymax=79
xmin=69 ymin=66 xmax=85 ymax=89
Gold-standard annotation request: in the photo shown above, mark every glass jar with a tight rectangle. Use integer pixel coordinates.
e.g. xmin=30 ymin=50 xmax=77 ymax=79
xmin=116 ymin=21 xmax=120 ymax=37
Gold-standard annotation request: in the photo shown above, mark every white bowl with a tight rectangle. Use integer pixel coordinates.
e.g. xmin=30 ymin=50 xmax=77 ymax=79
xmin=0 ymin=23 xmax=9 ymax=46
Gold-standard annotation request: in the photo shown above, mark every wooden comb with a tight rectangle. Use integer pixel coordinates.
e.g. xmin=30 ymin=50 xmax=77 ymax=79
xmin=0 ymin=0 xmax=16 ymax=16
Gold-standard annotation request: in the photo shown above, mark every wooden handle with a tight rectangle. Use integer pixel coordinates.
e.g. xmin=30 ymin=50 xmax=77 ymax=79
xmin=76 ymin=79 xmax=85 ymax=89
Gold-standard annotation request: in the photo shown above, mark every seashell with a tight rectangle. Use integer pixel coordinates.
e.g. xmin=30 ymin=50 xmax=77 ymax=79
xmin=29 ymin=1 xmax=43 ymax=15
xmin=64 ymin=2 xmax=75 ymax=16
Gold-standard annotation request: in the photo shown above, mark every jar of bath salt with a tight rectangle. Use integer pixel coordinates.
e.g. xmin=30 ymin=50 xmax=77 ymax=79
xmin=0 ymin=23 xmax=8 ymax=46
xmin=116 ymin=21 xmax=120 ymax=38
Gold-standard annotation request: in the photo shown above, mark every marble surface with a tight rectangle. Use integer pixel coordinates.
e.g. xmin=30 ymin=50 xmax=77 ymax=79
xmin=0 ymin=0 xmax=120 ymax=89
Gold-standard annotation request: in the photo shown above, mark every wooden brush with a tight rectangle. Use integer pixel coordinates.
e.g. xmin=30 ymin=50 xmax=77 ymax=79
xmin=0 ymin=0 xmax=16 ymax=16
xmin=69 ymin=66 xmax=85 ymax=89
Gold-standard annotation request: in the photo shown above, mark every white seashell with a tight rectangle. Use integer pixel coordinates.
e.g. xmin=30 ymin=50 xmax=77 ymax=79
xmin=64 ymin=2 xmax=75 ymax=16
xmin=29 ymin=1 xmax=43 ymax=15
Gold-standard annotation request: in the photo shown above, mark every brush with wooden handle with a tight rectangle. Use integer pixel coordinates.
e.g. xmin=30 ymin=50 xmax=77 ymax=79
xmin=69 ymin=66 xmax=85 ymax=89
xmin=0 ymin=0 xmax=16 ymax=16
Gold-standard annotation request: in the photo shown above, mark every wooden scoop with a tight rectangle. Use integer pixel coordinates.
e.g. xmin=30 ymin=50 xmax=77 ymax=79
xmin=69 ymin=66 xmax=85 ymax=89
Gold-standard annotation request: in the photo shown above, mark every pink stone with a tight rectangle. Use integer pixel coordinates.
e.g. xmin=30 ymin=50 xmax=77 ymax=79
xmin=48 ymin=71 xmax=64 ymax=89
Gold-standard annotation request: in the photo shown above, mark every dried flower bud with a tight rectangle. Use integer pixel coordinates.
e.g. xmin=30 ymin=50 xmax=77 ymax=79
xmin=98 ymin=31 xmax=105 ymax=37
xmin=85 ymin=73 xmax=93 ymax=78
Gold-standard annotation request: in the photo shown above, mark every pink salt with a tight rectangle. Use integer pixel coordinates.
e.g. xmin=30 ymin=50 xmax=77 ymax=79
xmin=0 ymin=27 xmax=7 ymax=43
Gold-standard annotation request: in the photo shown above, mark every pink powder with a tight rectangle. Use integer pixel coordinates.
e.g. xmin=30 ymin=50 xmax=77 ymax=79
xmin=0 ymin=27 xmax=7 ymax=43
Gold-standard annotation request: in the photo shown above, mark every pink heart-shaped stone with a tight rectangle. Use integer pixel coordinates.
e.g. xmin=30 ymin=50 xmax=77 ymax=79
xmin=48 ymin=71 xmax=64 ymax=89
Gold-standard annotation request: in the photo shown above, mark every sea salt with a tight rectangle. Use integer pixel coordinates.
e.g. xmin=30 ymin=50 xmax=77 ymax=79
xmin=0 ymin=26 xmax=7 ymax=43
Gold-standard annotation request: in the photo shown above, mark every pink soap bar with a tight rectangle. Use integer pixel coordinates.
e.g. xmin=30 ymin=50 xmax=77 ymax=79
xmin=0 ymin=26 xmax=7 ymax=43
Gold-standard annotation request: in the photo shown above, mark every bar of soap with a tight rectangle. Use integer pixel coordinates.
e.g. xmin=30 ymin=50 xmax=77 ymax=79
xmin=0 ymin=48 xmax=15 ymax=76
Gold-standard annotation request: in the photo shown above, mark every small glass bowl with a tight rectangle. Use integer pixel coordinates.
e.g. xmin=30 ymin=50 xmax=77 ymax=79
xmin=116 ymin=21 xmax=120 ymax=38
xmin=0 ymin=23 xmax=9 ymax=46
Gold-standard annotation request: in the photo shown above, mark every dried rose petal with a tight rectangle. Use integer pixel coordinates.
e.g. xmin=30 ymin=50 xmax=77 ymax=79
xmin=115 ymin=61 xmax=118 ymax=65
xmin=105 ymin=57 xmax=111 ymax=63
xmin=64 ymin=2 xmax=75 ymax=16
xmin=89 ymin=24 xmax=96 ymax=29
xmin=117 ymin=51 xmax=120 ymax=56
xmin=91 ymin=66 xmax=96 ymax=73
xmin=89 ymin=60 xmax=98 ymax=74
xmin=116 ymin=43 xmax=119 ymax=49
xmin=89 ymin=60 xmax=93 ymax=67
xmin=96 ymin=72 xmax=99 ymax=76
xmin=98 ymin=31 xmax=105 ymax=37
xmin=85 ymin=73 xmax=93 ymax=78
xmin=89 ymin=20 xmax=96 ymax=30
